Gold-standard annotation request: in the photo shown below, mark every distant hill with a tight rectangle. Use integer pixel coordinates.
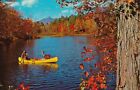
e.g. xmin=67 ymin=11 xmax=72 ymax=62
xmin=40 ymin=17 xmax=54 ymax=24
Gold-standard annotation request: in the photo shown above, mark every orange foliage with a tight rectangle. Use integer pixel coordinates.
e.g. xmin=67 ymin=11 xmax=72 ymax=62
xmin=69 ymin=24 xmax=75 ymax=31
xmin=58 ymin=23 xmax=64 ymax=32
xmin=21 ymin=19 xmax=33 ymax=33
xmin=0 ymin=2 xmax=36 ymax=40
xmin=79 ymin=9 xmax=117 ymax=90
xmin=80 ymin=63 xmax=84 ymax=70
xmin=84 ymin=71 xmax=89 ymax=77
xmin=45 ymin=14 xmax=97 ymax=35
xmin=16 ymin=82 xmax=30 ymax=90
xmin=117 ymin=0 xmax=134 ymax=3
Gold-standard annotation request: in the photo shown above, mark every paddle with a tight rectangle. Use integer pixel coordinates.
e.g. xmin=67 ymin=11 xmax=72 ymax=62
xmin=42 ymin=50 xmax=45 ymax=57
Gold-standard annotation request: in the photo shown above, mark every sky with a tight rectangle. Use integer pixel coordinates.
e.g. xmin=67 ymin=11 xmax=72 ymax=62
xmin=3 ymin=0 xmax=76 ymax=21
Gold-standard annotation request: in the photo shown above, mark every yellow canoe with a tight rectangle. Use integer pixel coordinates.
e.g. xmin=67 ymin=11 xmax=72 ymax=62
xmin=18 ymin=57 xmax=58 ymax=64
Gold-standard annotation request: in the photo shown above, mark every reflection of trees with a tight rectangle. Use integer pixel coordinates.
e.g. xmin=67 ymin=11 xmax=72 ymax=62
xmin=24 ymin=40 xmax=35 ymax=57
xmin=73 ymin=37 xmax=87 ymax=44
xmin=0 ymin=62 xmax=16 ymax=88
xmin=0 ymin=40 xmax=27 ymax=87
xmin=0 ymin=39 xmax=35 ymax=86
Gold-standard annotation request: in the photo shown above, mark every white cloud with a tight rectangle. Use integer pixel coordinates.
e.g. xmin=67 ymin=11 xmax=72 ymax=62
xmin=61 ymin=10 xmax=69 ymax=14
xmin=5 ymin=1 xmax=20 ymax=7
xmin=5 ymin=0 xmax=37 ymax=7
xmin=21 ymin=0 xmax=37 ymax=7
xmin=61 ymin=9 xmax=75 ymax=15
xmin=10 ymin=2 xmax=20 ymax=7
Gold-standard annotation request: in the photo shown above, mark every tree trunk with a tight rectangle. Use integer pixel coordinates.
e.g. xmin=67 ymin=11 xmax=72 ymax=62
xmin=116 ymin=8 xmax=140 ymax=90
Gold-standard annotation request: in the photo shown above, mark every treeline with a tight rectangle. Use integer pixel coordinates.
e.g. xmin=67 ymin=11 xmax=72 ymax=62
xmin=35 ymin=3 xmax=116 ymax=36
xmin=42 ymin=15 xmax=97 ymax=36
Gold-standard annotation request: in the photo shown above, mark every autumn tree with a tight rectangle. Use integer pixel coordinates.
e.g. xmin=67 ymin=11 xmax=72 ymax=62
xmin=0 ymin=2 xmax=21 ymax=40
xmin=84 ymin=16 xmax=96 ymax=33
xmin=0 ymin=2 xmax=37 ymax=41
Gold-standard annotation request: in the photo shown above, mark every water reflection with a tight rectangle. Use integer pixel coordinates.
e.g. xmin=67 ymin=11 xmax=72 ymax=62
xmin=19 ymin=63 xmax=59 ymax=74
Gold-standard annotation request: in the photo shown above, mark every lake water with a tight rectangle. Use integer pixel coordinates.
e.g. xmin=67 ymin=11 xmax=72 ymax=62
xmin=0 ymin=36 xmax=116 ymax=90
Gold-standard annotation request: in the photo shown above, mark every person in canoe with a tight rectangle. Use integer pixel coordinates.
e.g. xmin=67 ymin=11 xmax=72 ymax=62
xmin=42 ymin=50 xmax=51 ymax=59
xmin=21 ymin=50 xmax=30 ymax=60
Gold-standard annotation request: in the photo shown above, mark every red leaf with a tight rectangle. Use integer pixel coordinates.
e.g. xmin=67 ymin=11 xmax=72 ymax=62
xmin=87 ymin=76 xmax=94 ymax=88
xmin=84 ymin=57 xmax=93 ymax=62
xmin=91 ymin=82 xmax=98 ymax=90
xmin=79 ymin=63 xmax=84 ymax=70
xmin=84 ymin=71 xmax=89 ymax=77
xmin=100 ymin=83 xmax=107 ymax=89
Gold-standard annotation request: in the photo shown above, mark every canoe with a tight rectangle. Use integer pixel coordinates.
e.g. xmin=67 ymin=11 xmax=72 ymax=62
xmin=18 ymin=57 xmax=58 ymax=64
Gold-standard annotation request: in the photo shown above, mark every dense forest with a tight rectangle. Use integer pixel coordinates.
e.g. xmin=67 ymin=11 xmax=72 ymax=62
xmin=43 ymin=14 xmax=96 ymax=36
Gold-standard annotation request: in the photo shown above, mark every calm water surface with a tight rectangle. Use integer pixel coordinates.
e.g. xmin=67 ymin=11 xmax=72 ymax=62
xmin=0 ymin=36 xmax=88 ymax=90
xmin=0 ymin=36 xmax=115 ymax=90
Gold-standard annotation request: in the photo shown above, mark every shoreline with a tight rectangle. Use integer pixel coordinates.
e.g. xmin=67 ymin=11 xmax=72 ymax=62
xmin=0 ymin=33 xmax=94 ymax=45
xmin=37 ymin=33 xmax=94 ymax=38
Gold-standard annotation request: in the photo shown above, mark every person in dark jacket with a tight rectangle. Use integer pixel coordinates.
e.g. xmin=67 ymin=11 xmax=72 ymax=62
xmin=42 ymin=50 xmax=51 ymax=59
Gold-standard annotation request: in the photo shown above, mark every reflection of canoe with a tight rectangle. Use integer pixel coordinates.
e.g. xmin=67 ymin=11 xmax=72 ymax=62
xmin=19 ymin=63 xmax=59 ymax=74
xmin=42 ymin=63 xmax=59 ymax=71
xmin=19 ymin=63 xmax=59 ymax=71
xmin=18 ymin=57 xmax=58 ymax=64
